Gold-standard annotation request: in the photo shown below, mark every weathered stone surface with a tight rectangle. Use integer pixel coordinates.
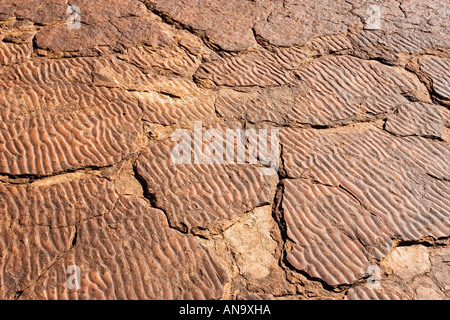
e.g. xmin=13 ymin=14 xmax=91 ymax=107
xmin=0 ymin=178 xmax=228 ymax=300
xmin=281 ymin=126 xmax=450 ymax=286
xmin=0 ymin=54 xmax=218 ymax=176
xmin=364 ymin=243 xmax=450 ymax=299
xmin=253 ymin=0 xmax=358 ymax=47
xmin=136 ymin=125 xmax=279 ymax=232
xmin=146 ymin=0 xmax=449 ymax=62
xmin=195 ymin=47 xmax=308 ymax=88
xmin=197 ymin=206 xmax=295 ymax=299
xmin=349 ymin=0 xmax=450 ymax=63
xmin=143 ymin=0 xmax=278 ymax=52
xmin=31 ymin=0 xmax=167 ymax=56
xmin=430 ymin=245 xmax=450 ymax=292
xmin=382 ymin=245 xmax=431 ymax=280
xmin=19 ymin=195 xmax=229 ymax=300
xmin=0 ymin=177 xmax=118 ymax=227
xmin=385 ymin=103 xmax=448 ymax=138
xmin=345 ymin=287 xmax=401 ymax=300
xmin=212 ymin=56 xmax=428 ymax=127
xmin=418 ymin=56 xmax=450 ymax=104
xmin=0 ymin=41 xmax=32 ymax=66
xmin=0 ymin=223 xmax=75 ymax=300
xmin=0 ymin=0 xmax=448 ymax=301
xmin=0 ymin=176 xmax=116 ymax=299
xmin=0 ymin=82 xmax=143 ymax=176
xmin=282 ymin=178 xmax=379 ymax=286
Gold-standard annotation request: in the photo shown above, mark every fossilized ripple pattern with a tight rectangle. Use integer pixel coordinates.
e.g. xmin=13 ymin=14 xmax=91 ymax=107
xmin=281 ymin=127 xmax=450 ymax=286
xmin=0 ymin=0 xmax=449 ymax=300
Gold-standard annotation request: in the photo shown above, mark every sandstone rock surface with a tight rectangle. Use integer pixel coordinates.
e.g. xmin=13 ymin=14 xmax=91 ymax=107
xmin=0 ymin=0 xmax=448 ymax=300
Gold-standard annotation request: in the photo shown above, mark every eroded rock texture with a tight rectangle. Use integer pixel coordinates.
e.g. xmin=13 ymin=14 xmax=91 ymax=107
xmin=0 ymin=0 xmax=448 ymax=300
